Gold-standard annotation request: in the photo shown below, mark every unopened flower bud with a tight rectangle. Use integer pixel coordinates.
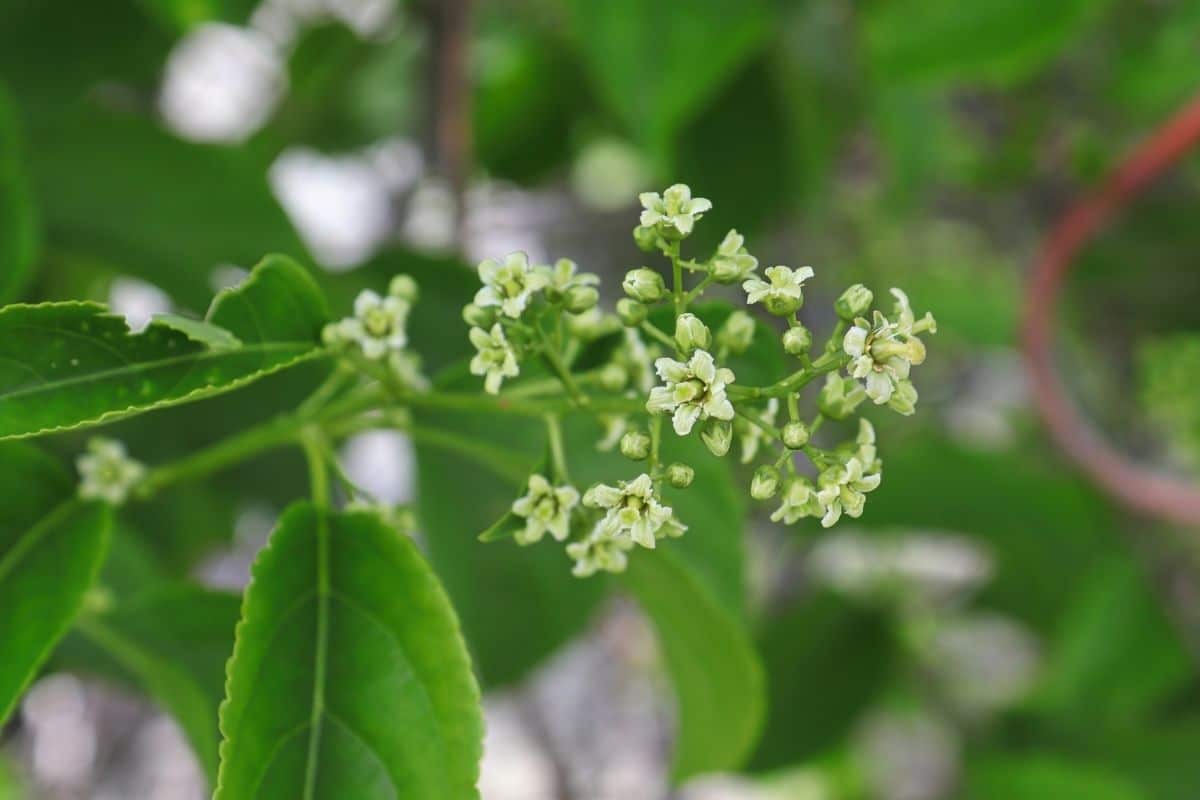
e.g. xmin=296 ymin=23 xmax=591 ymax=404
xmin=674 ymin=313 xmax=712 ymax=352
xmin=622 ymin=268 xmax=666 ymax=303
xmin=633 ymin=225 xmax=660 ymax=253
xmin=563 ymin=285 xmax=599 ymax=314
xmin=751 ymin=465 xmax=781 ymax=499
xmin=717 ymin=311 xmax=755 ymax=355
xmin=389 ymin=274 xmax=418 ymax=303
xmin=596 ymin=363 xmax=628 ymax=392
xmin=665 ymin=462 xmax=695 ymax=489
xmin=835 ymin=284 xmax=873 ymax=321
xmin=462 ymin=303 xmax=495 ymax=327
xmin=620 ymin=430 xmax=652 ymax=461
xmin=782 ymin=420 xmax=810 ymax=449
xmin=700 ymin=418 xmax=733 ymax=457
xmin=782 ymin=325 xmax=812 ymax=356
xmin=616 ymin=298 xmax=648 ymax=326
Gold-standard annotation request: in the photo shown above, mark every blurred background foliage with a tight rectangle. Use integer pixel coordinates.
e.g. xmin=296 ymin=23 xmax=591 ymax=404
xmin=1 ymin=0 xmax=1199 ymax=797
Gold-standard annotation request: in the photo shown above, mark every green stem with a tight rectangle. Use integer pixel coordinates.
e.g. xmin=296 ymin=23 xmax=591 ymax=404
xmin=296 ymin=363 xmax=356 ymax=418
xmin=639 ymin=320 xmax=677 ymax=351
xmin=303 ymin=432 xmax=331 ymax=507
xmin=669 ymin=241 xmax=684 ymax=315
xmin=545 ymin=414 xmax=569 ymax=482
xmin=735 ymin=406 xmax=779 ymax=439
xmin=729 ymin=352 xmax=848 ymax=400
xmin=684 ymin=274 xmax=715 ymax=304
xmin=539 ymin=332 xmax=589 ymax=408
xmin=649 ymin=414 xmax=663 ymax=474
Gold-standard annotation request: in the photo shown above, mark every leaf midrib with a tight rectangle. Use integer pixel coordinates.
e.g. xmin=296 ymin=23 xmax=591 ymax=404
xmin=0 ymin=341 xmax=315 ymax=402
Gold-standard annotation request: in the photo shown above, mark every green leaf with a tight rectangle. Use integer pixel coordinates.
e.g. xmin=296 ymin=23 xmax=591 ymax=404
xmin=562 ymin=0 xmax=770 ymax=153
xmin=153 ymin=313 xmax=243 ymax=350
xmin=27 ymin=102 xmax=308 ymax=309
xmin=0 ymin=255 xmax=328 ymax=439
xmin=862 ymin=0 xmax=1111 ymax=88
xmin=0 ymin=84 xmax=37 ymax=304
xmin=622 ymin=549 xmax=765 ymax=781
xmin=216 ymin=504 xmax=483 ymax=800
xmin=0 ymin=442 xmax=111 ymax=724
xmin=965 ymin=754 xmax=1146 ymax=800
xmin=64 ymin=585 xmax=241 ymax=785
xmin=749 ymin=592 xmax=896 ymax=771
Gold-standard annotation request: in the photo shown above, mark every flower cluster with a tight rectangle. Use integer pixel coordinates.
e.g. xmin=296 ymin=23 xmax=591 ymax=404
xmin=77 ymin=438 xmax=145 ymax=505
xmin=308 ymin=182 xmax=938 ymax=578
xmin=324 ymin=275 xmax=427 ymax=389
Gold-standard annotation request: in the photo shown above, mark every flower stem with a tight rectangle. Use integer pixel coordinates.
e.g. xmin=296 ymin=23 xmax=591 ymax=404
xmin=302 ymin=431 xmax=331 ymax=507
xmin=639 ymin=320 xmax=676 ymax=351
xmin=545 ymin=414 xmax=569 ymax=482
xmin=669 ymin=241 xmax=684 ymax=315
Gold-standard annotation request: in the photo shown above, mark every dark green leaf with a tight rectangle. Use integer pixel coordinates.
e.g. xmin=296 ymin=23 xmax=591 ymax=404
xmin=217 ymin=504 xmax=483 ymax=799
xmin=964 ymin=754 xmax=1145 ymax=800
xmin=622 ymin=549 xmax=765 ymax=780
xmin=0 ymin=442 xmax=111 ymax=724
xmin=0 ymin=255 xmax=328 ymax=439
xmin=0 ymin=84 xmax=38 ymax=304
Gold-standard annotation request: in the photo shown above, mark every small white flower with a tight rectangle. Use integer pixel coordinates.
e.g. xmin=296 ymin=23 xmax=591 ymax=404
xmin=583 ymin=473 xmax=683 ymax=549
xmin=742 ymin=265 xmax=814 ymax=315
xmin=710 ymin=229 xmax=759 ymax=282
xmin=511 ymin=474 xmax=580 ymax=545
xmin=77 ymin=438 xmax=145 ymax=505
xmin=539 ymin=257 xmax=599 ymax=294
xmin=327 ymin=289 xmax=410 ymax=359
xmin=645 ymin=349 xmax=736 ymax=436
xmin=843 ymin=288 xmax=935 ymax=413
xmin=770 ymin=477 xmax=822 ymax=525
xmin=737 ymin=398 xmax=779 ymax=464
xmin=469 ymin=323 xmax=519 ymax=394
xmin=816 ymin=457 xmax=882 ymax=528
xmin=638 ymin=183 xmax=712 ymax=236
xmin=566 ymin=525 xmax=635 ymax=577
xmin=474 ymin=252 xmax=550 ymax=318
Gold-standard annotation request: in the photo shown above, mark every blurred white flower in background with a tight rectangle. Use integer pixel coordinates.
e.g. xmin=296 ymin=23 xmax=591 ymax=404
xmin=340 ymin=429 xmax=416 ymax=505
xmin=571 ymin=137 xmax=648 ymax=212
xmin=928 ymin=613 xmax=1041 ymax=718
xmin=109 ymin=277 xmax=171 ymax=333
xmin=855 ymin=710 xmax=959 ymax=800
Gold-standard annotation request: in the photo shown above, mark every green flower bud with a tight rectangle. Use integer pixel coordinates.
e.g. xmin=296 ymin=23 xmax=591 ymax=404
xmin=818 ymin=373 xmax=867 ymax=421
xmin=633 ymin=225 xmax=660 ymax=253
xmin=835 ymin=283 xmax=874 ymax=321
xmin=462 ymin=303 xmax=496 ymax=327
xmin=389 ymin=274 xmax=419 ymax=303
xmin=717 ymin=311 xmax=755 ymax=355
xmin=751 ymin=465 xmax=781 ymax=500
xmin=622 ymin=268 xmax=666 ymax=303
xmin=700 ymin=418 xmax=733 ymax=457
xmin=675 ymin=313 xmax=712 ymax=352
xmin=620 ymin=430 xmax=652 ymax=461
xmin=563 ymin=285 xmax=599 ymax=314
xmin=596 ymin=363 xmax=628 ymax=393
xmin=616 ymin=298 xmax=648 ymax=326
xmin=781 ymin=420 xmax=810 ymax=449
xmin=665 ymin=462 xmax=695 ymax=489
xmin=765 ymin=292 xmax=802 ymax=317
xmin=782 ymin=325 xmax=812 ymax=356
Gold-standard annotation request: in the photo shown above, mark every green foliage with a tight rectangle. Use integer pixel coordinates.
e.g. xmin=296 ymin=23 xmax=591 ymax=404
xmin=0 ymin=256 xmax=327 ymax=439
xmin=217 ymin=504 xmax=483 ymax=800
xmin=0 ymin=442 xmax=111 ymax=724
xmin=0 ymin=85 xmax=37 ymax=304
xmin=964 ymin=754 xmax=1146 ymax=800
xmin=1139 ymin=333 xmax=1200 ymax=467
xmin=623 ymin=549 xmax=765 ymax=781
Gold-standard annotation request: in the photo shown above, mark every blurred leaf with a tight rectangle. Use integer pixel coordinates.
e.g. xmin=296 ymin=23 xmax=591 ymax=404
xmin=217 ymin=504 xmax=483 ymax=799
xmin=29 ymin=102 xmax=308 ymax=309
xmin=1138 ymin=333 xmax=1200 ymax=468
xmin=136 ymin=0 xmax=258 ymax=33
xmin=1071 ymin=718 xmax=1200 ymax=800
xmin=0 ymin=85 xmax=38 ymax=304
xmin=64 ymin=585 xmax=241 ymax=785
xmin=964 ymin=754 xmax=1145 ymax=799
xmin=0 ymin=256 xmax=328 ymax=440
xmin=563 ymin=0 xmax=770 ymax=155
xmin=623 ymin=548 xmax=765 ymax=781
xmin=0 ymin=442 xmax=111 ymax=724
xmin=860 ymin=436 xmax=1123 ymax=633
xmin=749 ymin=592 xmax=896 ymax=771
xmin=862 ymin=0 xmax=1111 ymax=87
xmin=1033 ymin=557 xmax=1192 ymax=727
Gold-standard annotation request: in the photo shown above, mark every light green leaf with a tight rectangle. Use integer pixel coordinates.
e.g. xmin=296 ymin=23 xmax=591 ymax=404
xmin=562 ymin=0 xmax=769 ymax=153
xmin=0 ymin=255 xmax=328 ymax=440
xmin=965 ymin=754 xmax=1146 ymax=800
xmin=622 ymin=549 xmax=765 ymax=781
xmin=65 ymin=585 xmax=241 ymax=785
xmin=216 ymin=504 xmax=483 ymax=800
xmin=0 ymin=83 xmax=37 ymax=304
xmin=152 ymin=313 xmax=243 ymax=350
xmin=0 ymin=442 xmax=111 ymax=724
xmin=862 ymin=0 xmax=1111 ymax=87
